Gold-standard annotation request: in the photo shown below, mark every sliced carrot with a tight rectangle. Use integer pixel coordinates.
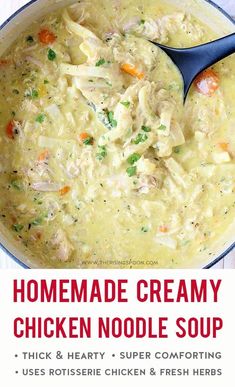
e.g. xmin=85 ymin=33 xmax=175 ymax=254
xmin=59 ymin=186 xmax=71 ymax=196
xmin=0 ymin=59 xmax=10 ymax=66
xmin=35 ymin=232 xmax=42 ymax=240
xmin=218 ymin=142 xmax=229 ymax=152
xmin=194 ymin=69 xmax=219 ymax=96
xmin=6 ymin=120 xmax=15 ymax=139
xmin=79 ymin=132 xmax=90 ymax=141
xmin=120 ymin=63 xmax=144 ymax=80
xmin=159 ymin=225 xmax=169 ymax=233
xmin=38 ymin=149 xmax=49 ymax=162
xmin=38 ymin=29 xmax=56 ymax=44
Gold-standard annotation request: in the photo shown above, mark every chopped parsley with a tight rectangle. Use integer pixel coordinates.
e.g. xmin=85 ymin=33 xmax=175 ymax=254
xmin=32 ymin=89 xmax=39 ymax=98
xmin=47 ymin=48 xmax=56 ymax=61
xmin=158 ymin=124 xmax=167 ymax=131
xmin=96 ymin=145 xmax=107 ymax=160
xmin=127 ymin=153 xmax=141 ymax=165
xmin=174 ymin=146 xmax=181 ymax=154
xmin=121 ymin=101 xmax=130 ymax=108
xmin=31 ymin=218 xmax=43 ymax=226
xmin=26 ymin=35 xmax=34 ymax=43
xmin=133 ymin=133 xmax=148 ymax=144
xmin=107 ymin=111 xmax=117 ymax=128
xmin=12 ymin=224 xmax=24 ymax=232
xmin=36 ymin=113 xmax=46 ymax=123
xmin=141 ymin=125 xmax=151 ymax=132
xmin=140 ymin=19 xmax=145 ymax=25
xmin=25 ymin=89 xmax=39 ymax=98
xmin=44 ymin=79 xmax=49 ymax=84
xmin=96 ymin=58 xmax=106 ymax=67
xmin=83 ymin=136 xmax=94 ymax=145
xmin=126 ymin=166 xmax=137 ymax=177
xmin=10 ymin=180 xmax=23 ymax=191
xmin=141 ymin=226 xmax=149 ymax=233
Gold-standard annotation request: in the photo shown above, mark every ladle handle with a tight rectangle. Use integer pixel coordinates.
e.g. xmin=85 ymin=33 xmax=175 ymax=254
xmin=188 ymin=33 xmax=235 ymax=72
xmin=152 ymin=33 xmax=235 ymax=100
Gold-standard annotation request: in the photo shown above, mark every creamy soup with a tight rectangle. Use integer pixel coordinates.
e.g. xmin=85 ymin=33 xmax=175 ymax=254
xmin=0 ymin=0 xmax=234 ymax=268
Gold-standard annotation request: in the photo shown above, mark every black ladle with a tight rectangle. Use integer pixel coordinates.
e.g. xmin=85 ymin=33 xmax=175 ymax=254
xmin=150 ymin=33 xmax=235 ymax=101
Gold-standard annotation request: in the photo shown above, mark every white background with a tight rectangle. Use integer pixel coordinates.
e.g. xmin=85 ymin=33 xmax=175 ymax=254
xmin=0 ymin=0 xmax=234 ymax=268
xmin=0 ymin=270 xmax=234 ymax=387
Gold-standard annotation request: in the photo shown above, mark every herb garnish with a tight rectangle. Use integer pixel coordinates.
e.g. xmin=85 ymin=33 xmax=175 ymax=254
xmin=174 ymin=146 xmax=181 ymax=154
xmin=10 ymin=180 xmax=23 ymax=191
xmin=96 ymin=58 xmax=106 ymax=67
xmin=141 ymin=226 xmax=149 ymax=233
xmin=107 ymin=111 xmax=117 ymax=128
xmin=83 ymin=137 xmax=94 ymax=145
xmin=141 ymin=125 xmax=151 ymax=132
xmin=133 ymin=133 xmax=148 ymax=144
xmin=26 ymin=35 xmax=34 ymax=43
xmin=158 ymin=124 xmax=167 ymax=131
xmin=121 ymin=101 xmax=130 ymax=108
xmin=36 ymin=113 xmax=46 ymax=123
xmin=48 ymin=48 xmax=56 ymax=61
xmin=96 ymin=145 xmax=107 ymax=160
xmin=127 ymin=153 xmax=141 ymax=165
xmin=12 ymin=224 xmax=24 ymax=232
xmin=126 ymin=166 xmax=137 ymax=177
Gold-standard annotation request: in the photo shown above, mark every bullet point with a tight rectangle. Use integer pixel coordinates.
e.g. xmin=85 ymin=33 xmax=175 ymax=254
xmin=15 ymin=371 xmax=18 ymax=374
xmin=112 ymin=354 xmax=115 ymax=357
xmin=15 ymin=354 xmax=18 ymax=358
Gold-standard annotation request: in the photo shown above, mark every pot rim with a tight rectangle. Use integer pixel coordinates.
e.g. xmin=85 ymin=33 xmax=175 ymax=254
xmin=0 ymin=0 xmax=234 ymax=269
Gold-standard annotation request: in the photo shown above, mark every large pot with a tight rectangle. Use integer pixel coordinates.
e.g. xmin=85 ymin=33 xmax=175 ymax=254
xmin=0 ymin=0 xmax=234 ymax=269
